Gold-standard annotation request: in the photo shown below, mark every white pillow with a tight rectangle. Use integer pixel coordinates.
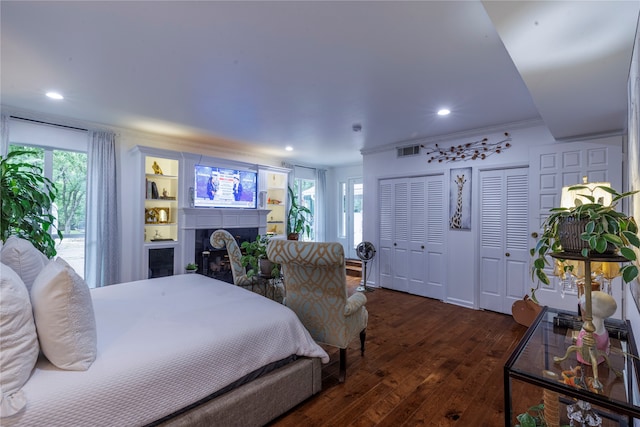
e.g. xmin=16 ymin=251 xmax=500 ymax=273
xmin=31 ymin=258 xmax=97 ymax=371
xmin=0 ymin=236 xmax=48 ymax=292
xmin=0 ymin=263 xmax=39 ymax=417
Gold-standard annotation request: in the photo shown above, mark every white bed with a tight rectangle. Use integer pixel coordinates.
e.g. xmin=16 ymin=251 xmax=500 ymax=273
xmin=4 ymin=274 xmax=328 ymax=427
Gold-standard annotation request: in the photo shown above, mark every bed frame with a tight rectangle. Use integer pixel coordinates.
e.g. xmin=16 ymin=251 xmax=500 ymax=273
xmin=155 ymin=357 xmax=322 ymax=427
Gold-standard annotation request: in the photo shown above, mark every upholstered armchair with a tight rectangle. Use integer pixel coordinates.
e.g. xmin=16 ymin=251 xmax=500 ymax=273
xmin=210 ymin=229 xmax=253 ymax=286
xmin=210 ymin=230 xmax=284 ymax=302
xmin=266 ymin=240 xmax=368 ymax=382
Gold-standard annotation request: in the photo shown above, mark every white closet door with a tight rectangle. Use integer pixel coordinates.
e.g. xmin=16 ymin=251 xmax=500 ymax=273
xmin=379 ymin=175 xmax=446 ymax=297
xmin=504 ymin=172 xmax=530 ymax=312
xmin=378 ymin=178 xmax=409 ymax=292
xmin=423 ymin=176 xmax=446 ymax=300
xmin=391 ymin=180 xmax=410 ymax=292
xmin=407 ymin=178 xmax=427 ymax=295
xmin=479 ymin=167 xmax=529 ymax=314
xmin=378 ymin=179 xmax=394 ymax=289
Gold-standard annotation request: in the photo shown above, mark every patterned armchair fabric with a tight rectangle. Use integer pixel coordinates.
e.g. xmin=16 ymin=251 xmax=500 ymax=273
xmin=210 ymin=230 xmax=252 ymax=286
xmin=267 ymin=239 xmax=368 ymax=381
xmin=210 ymin=230 xmax=284 ymax=302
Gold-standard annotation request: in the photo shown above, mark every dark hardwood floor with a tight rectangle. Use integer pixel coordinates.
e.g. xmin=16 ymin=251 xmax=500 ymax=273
xmin=269 ymin=276 xmax=528 ymax=427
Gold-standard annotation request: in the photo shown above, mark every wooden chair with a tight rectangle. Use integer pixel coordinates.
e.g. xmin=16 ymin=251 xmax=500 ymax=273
xmin=267 ymin=239 xmax=368 ymax=382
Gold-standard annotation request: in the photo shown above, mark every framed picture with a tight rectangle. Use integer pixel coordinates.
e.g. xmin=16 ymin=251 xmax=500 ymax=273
xmin=156 ymin=207 xmax=170 ymax=223
xmin=449 ymin=167 xmax=472 ymax=230
xmin=145 ymin=208 xmax=158 ymax=224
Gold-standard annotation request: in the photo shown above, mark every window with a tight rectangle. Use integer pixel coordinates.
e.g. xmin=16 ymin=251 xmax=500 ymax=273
xmin=8 ymin=118 xmax=88 ymax=279
xmin=338 ymin=181 xmax=347 ymax=239
xmin=292 ymin=178 xmax=315 ymax=241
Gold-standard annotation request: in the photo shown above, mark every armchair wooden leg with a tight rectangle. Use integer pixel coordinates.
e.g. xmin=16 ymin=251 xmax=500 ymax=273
xmin=360 ymin=329 xmax=366 ymax=356
xmin=339 ymin=348 xmax=346 ymax=383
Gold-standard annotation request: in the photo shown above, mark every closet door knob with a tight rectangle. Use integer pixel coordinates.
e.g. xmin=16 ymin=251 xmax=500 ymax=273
xmin=505 ymin=252 xmax=511 ymax=257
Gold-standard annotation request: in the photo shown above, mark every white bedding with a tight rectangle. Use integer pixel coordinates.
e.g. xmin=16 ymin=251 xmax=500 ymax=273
xmin=5 ymin=274 xmax=329 ymax=427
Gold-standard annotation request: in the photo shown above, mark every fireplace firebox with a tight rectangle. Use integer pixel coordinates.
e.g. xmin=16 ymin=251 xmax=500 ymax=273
xmin=194 ymin=228 xmax=259 ymax=284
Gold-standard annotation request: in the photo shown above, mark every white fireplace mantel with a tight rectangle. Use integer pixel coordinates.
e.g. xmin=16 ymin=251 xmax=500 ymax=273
xmin=178 ymin=208 xmax=270 ymax=268
xmin=179 ymin=208 xmax=269 ymax=231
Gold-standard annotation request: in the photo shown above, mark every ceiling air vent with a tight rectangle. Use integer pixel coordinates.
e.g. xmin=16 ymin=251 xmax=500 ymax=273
xmin=397 ymin=145 xmax=421 ymax=158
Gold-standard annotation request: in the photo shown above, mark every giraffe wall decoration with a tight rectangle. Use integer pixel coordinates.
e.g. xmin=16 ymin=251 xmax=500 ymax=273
xmin=449 ymin=167 xmax=471 ymax=230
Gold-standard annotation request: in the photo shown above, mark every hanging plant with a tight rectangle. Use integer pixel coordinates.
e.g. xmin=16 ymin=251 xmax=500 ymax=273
xmin=531 ymin=185 xmax=639 ymax=287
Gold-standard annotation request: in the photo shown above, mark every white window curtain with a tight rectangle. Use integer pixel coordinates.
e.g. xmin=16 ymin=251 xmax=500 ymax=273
xmin=86 ymin=130 xmax=119 ymax=287
xmin=1 ymin=113 xmax=8 ymax=157
xmin=315 ymin=168 xmax=326 ymax=242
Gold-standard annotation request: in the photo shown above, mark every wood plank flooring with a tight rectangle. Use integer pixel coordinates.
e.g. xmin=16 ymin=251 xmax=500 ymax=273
xmin=269 ymin=277 xmax=528 ymax=426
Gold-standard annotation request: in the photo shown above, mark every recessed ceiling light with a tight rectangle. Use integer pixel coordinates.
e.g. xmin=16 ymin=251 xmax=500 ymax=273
xmin=46 ymin=91 xmax=64 ymax=100
xmin=437 ymin=109 xmax=450 ymax=116
xmin=285 ymin=146 xmax=293 ymax=152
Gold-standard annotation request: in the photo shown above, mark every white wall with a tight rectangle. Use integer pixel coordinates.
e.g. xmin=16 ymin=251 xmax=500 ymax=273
xmin=363 ymin=123 xmax=559 ymax=308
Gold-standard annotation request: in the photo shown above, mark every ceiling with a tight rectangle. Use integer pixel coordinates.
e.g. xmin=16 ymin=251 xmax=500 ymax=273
xmin=1 ymin=1 xmax=638 ymax=167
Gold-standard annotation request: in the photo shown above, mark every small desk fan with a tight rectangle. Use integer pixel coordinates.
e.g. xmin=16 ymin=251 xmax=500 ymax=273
xmin=355 ymin=241 xmax=376 ymax=292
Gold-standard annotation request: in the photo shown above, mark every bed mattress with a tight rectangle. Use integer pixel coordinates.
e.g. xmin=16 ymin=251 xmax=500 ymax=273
xmin=5 ymin=274 xmax=329 ymax=427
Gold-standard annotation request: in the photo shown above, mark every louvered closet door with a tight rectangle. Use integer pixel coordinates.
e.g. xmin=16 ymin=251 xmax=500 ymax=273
xmin=479 ymin=167 xmax=529 ymax=314
xmin=379 ymin=180 xmax=394 ymax=289
xmin=378 ymin=178 xmax=409 ymax=292
xmin=391 ymin=180 xmax=410 ymax=292
xmin=379 ymin=176 xmax=445 ymax=296
xmin=409 ymin=176 xmax=445 ymax=300
xmin=406 ymin=178 xmax=427 ymax=296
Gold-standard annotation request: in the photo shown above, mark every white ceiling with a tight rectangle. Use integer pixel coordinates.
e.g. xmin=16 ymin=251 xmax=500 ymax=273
xmin=1 ymin=1 xmax=638 ymax=167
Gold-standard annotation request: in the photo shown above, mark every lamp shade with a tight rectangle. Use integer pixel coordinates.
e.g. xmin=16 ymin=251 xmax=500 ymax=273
xmin=560 ymin=178 xmax=612 ymax=208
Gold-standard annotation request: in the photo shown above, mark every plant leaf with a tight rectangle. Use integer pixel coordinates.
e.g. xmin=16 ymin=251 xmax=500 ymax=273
xmin=622 ymin=265 xmax=639 ymax=283
xmin=535 ymin=269 xmax=550 ymax=285
xmin=620 ymin=247 xmax=637 ymax=261
xmin=595 ymin=237 xmax=608 ymax=253
xmin=622 ymin=230 xmax=640 ymax=248
xmin=603 ymin=233 xmax=623 ymax=246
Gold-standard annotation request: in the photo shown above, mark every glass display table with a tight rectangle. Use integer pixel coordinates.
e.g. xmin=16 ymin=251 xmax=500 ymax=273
xmin=504 ymin=306 xmax=640 ymax=426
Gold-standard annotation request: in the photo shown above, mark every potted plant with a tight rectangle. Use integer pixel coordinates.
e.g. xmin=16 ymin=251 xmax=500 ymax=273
xmin=531 ymin=185 xmax=640 ymax=290
xmin=185 ymin=262 xmax=198 ymax=273
xmin=0 ymin=150 xmax=62 ymax=258
xmin=286 ymin=186 xmax=312 ymax=240
xmin=240 ymin=235 xmax=279 ymax=278
xmin=515 ymin=403 xmax=546 ymax=427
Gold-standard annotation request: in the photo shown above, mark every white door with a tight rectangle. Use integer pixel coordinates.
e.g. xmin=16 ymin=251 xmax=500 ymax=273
xmin=378 ymin=179 xmax=394 ymax=290
xmin=529 ymin=140 xmax=623 ymax=315
xmin=409 ymin=176 xmax=446 ymax=300
xmin=347 ymin=178 xmax=363 ymax=260
xmin=379 ymin=175 xmax=445 ymax=298
xmin=479 ymin=167 xmax=530 ymax=314
xmin=391 ymin=179 xmax=410 ymax=292
xmin=379 ymin=178 xmax=410 ymax=292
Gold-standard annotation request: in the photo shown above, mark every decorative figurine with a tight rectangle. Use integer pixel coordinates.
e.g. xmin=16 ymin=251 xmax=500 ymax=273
xmin=152 ymin=161 xmax=163 ymax=175
xmin=576 ymin=291 xmax=617 ymax=365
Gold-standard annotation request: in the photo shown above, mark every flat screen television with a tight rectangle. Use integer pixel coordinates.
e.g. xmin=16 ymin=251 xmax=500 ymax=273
xmin=194 ymin=165 xmax=257 ymax=209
